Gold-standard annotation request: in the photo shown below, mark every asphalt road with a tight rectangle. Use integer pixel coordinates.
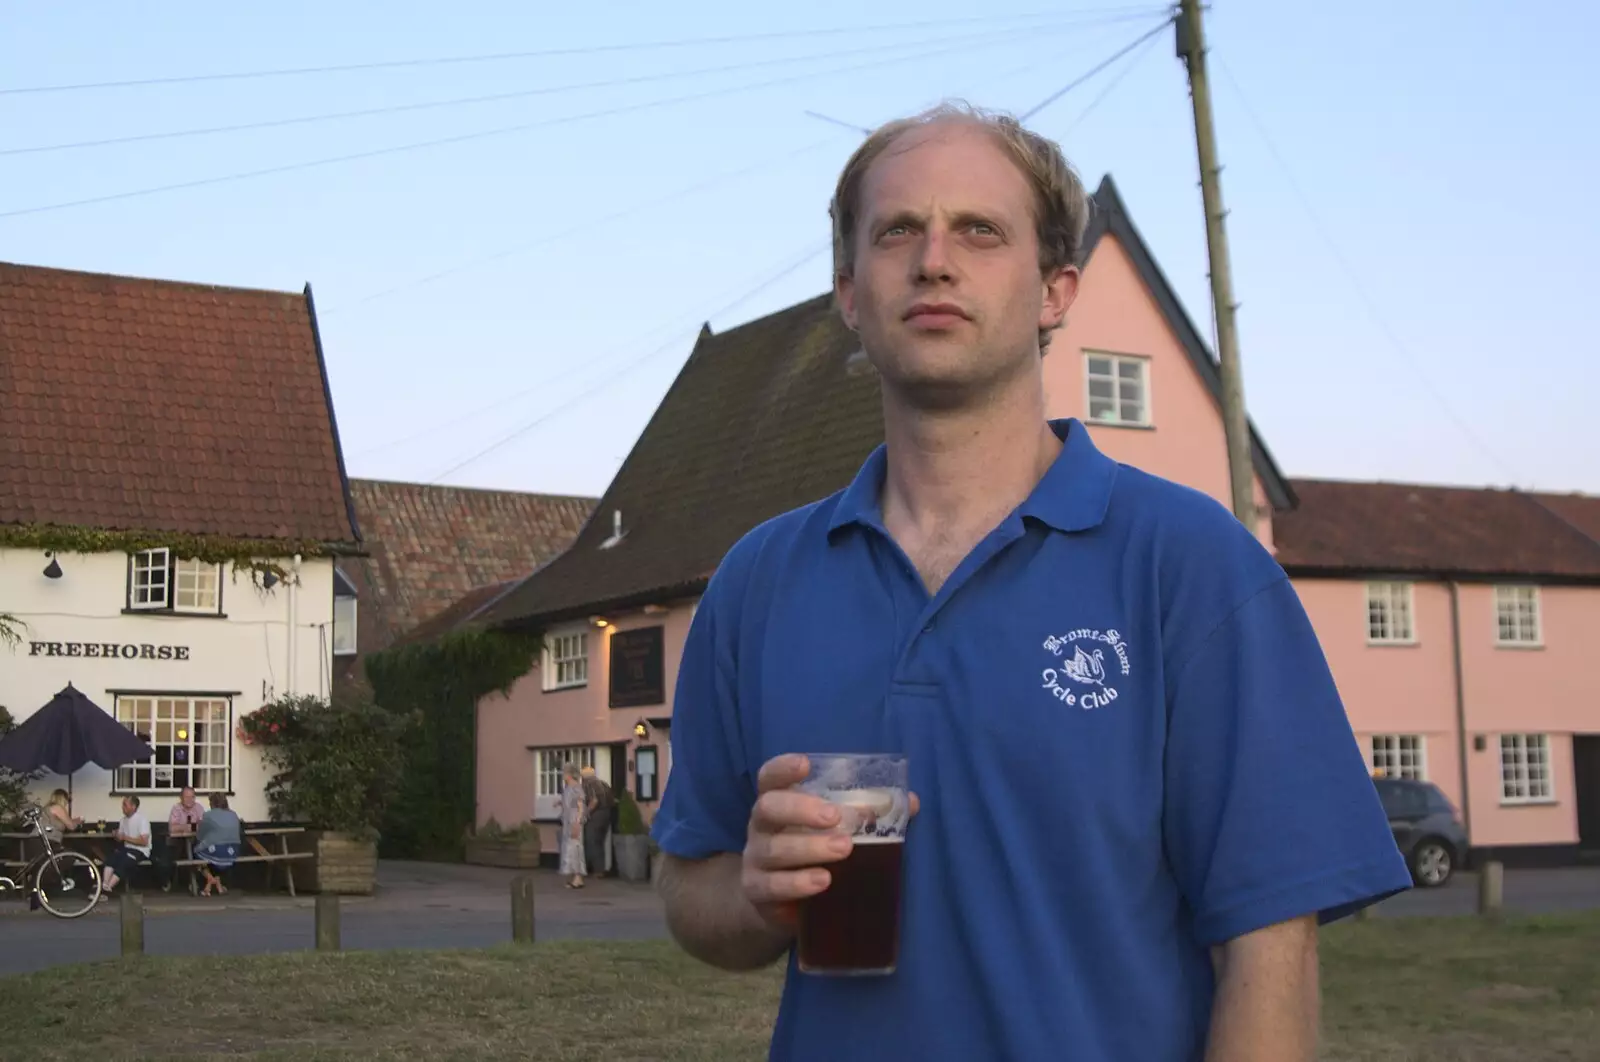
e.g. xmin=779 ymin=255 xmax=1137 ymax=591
xmin=3 ymin=862 xmax=1596 ymax=978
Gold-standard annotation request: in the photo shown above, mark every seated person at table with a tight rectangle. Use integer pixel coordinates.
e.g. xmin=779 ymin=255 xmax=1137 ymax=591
xmin=195 ymin=792 xmax=242 ymax=897
xmin=159 ymin=786 xmax=206 ymax=891
xmin=41 ymin=789 xmax=81 ymax=838
xmin=99 ymin=795 xmax=151 ymax=900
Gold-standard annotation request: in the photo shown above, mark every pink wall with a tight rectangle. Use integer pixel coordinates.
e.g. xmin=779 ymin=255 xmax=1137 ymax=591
xmin=476 ymin=604 xmax=696 ymax=851
xmin=1294 ymin=577 xmax=1600 ymax=849
xmin=1044 ymin=234 xmax=1276 ymax=551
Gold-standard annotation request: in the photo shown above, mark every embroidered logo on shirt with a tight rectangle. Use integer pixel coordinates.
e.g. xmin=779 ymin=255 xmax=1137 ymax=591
xmin=1041 ymin=629 xmax=1132 ymax=710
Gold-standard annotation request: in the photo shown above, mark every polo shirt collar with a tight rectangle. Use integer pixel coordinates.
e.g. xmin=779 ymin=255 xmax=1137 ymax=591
xmin=827 ymin=417 xmax=1118 ymax=536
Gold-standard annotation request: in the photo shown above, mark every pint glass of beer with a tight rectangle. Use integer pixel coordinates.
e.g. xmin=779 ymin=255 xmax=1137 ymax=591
xmin=795 ymin=752 xmax=910 ymax=976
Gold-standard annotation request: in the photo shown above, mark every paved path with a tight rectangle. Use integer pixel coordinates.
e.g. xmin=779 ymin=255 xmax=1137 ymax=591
xmin=4 ymin=861 xmax=1596 ymax=977
xmin=0 ymin=861 xmax=666 ymax=977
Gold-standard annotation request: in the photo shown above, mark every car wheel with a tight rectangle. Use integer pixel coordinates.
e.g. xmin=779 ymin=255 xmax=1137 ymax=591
xmin=1411 ymin=838 xmax=1453 ymax=887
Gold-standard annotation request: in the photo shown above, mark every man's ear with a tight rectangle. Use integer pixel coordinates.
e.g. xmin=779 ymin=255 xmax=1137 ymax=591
xmin=835 ymin=269 xmax=859 ymax=331
xmin=1039 ymin=264 xmax=1081 ymax=333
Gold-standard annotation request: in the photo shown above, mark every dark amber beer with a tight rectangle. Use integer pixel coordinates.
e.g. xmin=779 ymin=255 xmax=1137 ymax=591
xmin=794 ymin=755 xmax=910 ymax=977
xmin=797 ymin=836 xmax=904 ymax=974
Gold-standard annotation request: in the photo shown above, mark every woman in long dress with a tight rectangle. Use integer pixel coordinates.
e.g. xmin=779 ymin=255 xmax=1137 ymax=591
xmin=558 ymin=762 xmax=587 ymax=889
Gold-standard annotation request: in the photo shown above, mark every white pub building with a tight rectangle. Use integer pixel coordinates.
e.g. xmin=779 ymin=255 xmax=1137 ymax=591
xmin=0 ymin=261 xmax=363 ymax=822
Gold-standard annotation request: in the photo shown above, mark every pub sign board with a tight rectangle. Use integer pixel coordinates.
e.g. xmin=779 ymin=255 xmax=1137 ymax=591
xmin=609 ymin=626 xmax=664 ymax=708
xmin=29 ymin=640 xmax=190 ymax=661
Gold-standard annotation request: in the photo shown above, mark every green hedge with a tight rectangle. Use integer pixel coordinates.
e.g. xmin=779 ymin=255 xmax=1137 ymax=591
xmin=364 ymin=628 xmax=540 ymax=861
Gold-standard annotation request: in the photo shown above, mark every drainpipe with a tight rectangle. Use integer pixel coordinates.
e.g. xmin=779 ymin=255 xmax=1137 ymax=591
xmin=287 ymin=554 xmax=303 ymax=696
xmin=1448 ymin=580 xmax=1473 ymax=845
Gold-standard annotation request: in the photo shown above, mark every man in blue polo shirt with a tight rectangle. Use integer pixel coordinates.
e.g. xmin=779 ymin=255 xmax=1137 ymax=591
xmin=652 ymin=102 xmax=1411 ymax=1061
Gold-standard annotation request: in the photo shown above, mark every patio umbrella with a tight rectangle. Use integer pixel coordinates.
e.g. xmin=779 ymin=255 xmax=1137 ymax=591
xmin=0 ymin=683 xmax=154 ymax=802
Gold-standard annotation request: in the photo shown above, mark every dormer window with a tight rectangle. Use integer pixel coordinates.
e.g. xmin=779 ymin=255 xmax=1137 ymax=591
xmin=128 ymin=549 xmax=222 ymax=615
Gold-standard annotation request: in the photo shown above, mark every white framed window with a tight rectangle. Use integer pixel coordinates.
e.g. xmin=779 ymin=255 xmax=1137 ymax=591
xmin=1366 ymin=582 xmax=1415 ymax=644
xmin=1370 ymin=734 xmax=1427 ymax=780
xmin=1499 ymin=734 xmax=1553 ymax=803
xmin=114 ymin=695 xmax=232 ymax=794
xmin=1494 ymin=585 xmax=1541 ymax=646
xmin=130 ymin=548 xmax=171 ymax=609
xmin=129 ymin=550 xmax=221 ymax=614
xmin=533 ymin=745 xmax=611 ymax=820
xmin=1084 ymin=352 xmax=1150 ymax=426
xmin=542 ymin=631 xmax=589 ymax=691
xmin=333 ymin=596 xmax=358 ymax=656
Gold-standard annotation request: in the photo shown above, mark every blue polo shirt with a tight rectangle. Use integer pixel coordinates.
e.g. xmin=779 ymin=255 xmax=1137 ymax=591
xmin=653 ymin=418 xmax=1410 ymax=1062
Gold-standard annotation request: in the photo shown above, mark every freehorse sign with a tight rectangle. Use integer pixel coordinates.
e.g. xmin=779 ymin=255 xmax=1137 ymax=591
xmin=27 ymin=640 xmax=191 ymax=661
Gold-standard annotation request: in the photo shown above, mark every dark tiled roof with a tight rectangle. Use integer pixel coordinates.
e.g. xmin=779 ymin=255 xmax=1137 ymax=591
xmin=339 ymin=479 xmax=594 ymax=652
xmin=0 ymin=260 xmax=359 ymax=546
xmin=392 ymin=580 xmax=520 ymax=648
xmin=482 ymin=176 xmax=1294 ymax=628
xmin=1530 ymin=492 xmax=1600 ymax=545
xmin=481 ymin=297 xmax=883 ymax=628
xmin=1274 ymin=479 xmax=1600 ymax=580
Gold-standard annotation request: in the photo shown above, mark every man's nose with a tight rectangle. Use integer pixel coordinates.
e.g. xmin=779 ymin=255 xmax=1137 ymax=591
xmin=914 ymin=227 xmax=954 ymax=283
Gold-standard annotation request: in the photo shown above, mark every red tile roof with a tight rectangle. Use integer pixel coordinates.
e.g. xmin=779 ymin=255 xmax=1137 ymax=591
xmin=1274 ymin=479 xmax=1600 ymax=580
xmin=0 ymin=260 xmax=358 ymax=546
xmin=338 ymin=480 xmax=594 ymax=654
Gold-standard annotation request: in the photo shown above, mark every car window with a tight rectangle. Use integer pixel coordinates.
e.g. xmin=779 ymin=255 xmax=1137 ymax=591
xmin=1424 ymin=786 xmax=1455 ymax=814
xmin=1376 ymin=781 xmax=1427 ymax=818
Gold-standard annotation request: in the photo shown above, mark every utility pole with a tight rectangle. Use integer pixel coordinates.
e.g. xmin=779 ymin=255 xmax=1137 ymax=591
xmin=1176 ymin=0 xmax=1257 ymax=535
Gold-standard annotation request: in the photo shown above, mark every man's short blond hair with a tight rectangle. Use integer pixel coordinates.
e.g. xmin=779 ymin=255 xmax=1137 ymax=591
xmin=828 ymin=101 xmax=1091 ymax=350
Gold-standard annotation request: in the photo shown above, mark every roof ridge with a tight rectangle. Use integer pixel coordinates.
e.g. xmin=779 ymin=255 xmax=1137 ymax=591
xmin=348 ymin=477 xmax=599 ymax=504
xmin=0 ymin=258 xmax=303 ymax=300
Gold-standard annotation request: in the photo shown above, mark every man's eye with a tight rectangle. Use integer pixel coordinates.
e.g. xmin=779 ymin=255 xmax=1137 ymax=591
xmin=882 ymin=224 xmax=910 ymax=238
xmin=970 ymin=222 xmax=999 ymax=237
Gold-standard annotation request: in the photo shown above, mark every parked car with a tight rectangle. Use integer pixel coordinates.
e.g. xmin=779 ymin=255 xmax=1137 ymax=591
xmin=1374 ymin=777 xmax=1469 ymax=887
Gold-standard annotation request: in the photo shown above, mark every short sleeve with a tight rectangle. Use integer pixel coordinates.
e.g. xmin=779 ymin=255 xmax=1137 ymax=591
xmin=650 ymin=570 xmax=758 ymax=861
xmin=1163 ymin=576 xmax=1412 ymax=946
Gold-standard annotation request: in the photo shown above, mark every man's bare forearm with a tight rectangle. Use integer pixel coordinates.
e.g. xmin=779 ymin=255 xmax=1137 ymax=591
xmin=1205 ymin=915 xmax=1319 ymax=1062
xmin=657 ymin=852 xmax=794 ymax=971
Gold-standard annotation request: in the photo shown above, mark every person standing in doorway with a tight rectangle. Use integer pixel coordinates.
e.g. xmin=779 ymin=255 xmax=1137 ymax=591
xmin=580 ymin=764 xmax=614 ymax=877
xmin=558 ymin=762 xmax=587 ymax=889
xmin=651 ymin=102 xmax=1410 ymax=1061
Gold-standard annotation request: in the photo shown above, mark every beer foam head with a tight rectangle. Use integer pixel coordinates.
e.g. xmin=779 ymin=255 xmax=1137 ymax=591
xmin=830 ymin=787 xmax=896 ymax=818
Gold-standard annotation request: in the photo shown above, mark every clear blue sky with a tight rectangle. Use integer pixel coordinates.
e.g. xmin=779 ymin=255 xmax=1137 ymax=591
xmin=4 ymin=2 xmax=1595 ymax=499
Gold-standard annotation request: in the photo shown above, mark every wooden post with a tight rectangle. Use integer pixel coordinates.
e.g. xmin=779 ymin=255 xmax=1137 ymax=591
xmin=512 ymin=875 xmax=536 ymax=945
xmin=1478 ymin=860 xmax=1504 ymax=918
xmin=120 ymin=891 xmax=144 ymax=956
xmin=315 ymin=893 xmax=341 ymax=951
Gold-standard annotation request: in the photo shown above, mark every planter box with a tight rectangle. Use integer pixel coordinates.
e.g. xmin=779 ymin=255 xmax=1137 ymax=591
xmin=289 ymin=829 xmax=378 ymax=895
xmin=464 ymin=835 xmax=542 ymax=869
xmin=613 ymin=834 xmax=651 ymax=882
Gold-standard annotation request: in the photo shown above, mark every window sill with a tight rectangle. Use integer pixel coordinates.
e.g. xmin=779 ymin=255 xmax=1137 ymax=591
xmin=1493 ymin=641 xmax=1544 ymax=651
xmin=111 ymin=788 xmax=236 ymax=798
xmin=542 ymin=683 xmax=589 ymax=694
xmin=1366 ymin=639 xmax=1420 ymax=648
xmin=1084 ymin=418 xmax=1154 ymax=431
xmin=1499 ymin=798 xmax=1558 ymax=808
xmin=333 ymin=649 xmax=358 ymax=658
xmin=122 ymin=608 xmax=227 ymax=620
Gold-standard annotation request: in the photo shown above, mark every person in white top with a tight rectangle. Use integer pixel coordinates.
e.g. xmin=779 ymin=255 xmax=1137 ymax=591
xmin=100 ymin=795 xmax=151 ymax=899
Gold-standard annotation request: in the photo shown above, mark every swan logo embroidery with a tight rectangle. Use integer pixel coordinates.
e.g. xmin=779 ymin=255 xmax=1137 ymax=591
xmin=1041 ymin=629 xmax=1132 ymax=710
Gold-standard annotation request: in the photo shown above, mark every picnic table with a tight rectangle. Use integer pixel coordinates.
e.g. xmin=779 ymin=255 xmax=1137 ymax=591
xmin=1 ymin=823 xmax=313 ymax=896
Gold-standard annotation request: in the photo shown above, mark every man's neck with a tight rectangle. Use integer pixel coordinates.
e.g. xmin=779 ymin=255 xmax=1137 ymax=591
xmin=879 ymin=373 xmax=1060 ymax=535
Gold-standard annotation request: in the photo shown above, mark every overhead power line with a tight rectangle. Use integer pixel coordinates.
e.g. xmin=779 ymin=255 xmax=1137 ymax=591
xmin=0 ymin=8 xmax=1173 ymax=95
xmin=1019 ymin=15 xmax=1174 ymax=121
xmin=1053 ymin=22 xmax=1165 ymax=138
xmin=3 ymin=29 xmax=1079 ymax=157
xmin=1211 ymin=56 xmax=1521 ymax=485
xmin=323 ymin=133 xmax=845 ymax=319
xmin=0 ymin=20 xmax=1092 ymax=222
xmin=425 ymin=240 xmax=832 ymax=484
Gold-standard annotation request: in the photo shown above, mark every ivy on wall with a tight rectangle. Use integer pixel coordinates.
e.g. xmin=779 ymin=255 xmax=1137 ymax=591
xmin=0 ymin=522 xmax=338 ymax=582
xmin=364 ymin=627 xmax=541 ymax=861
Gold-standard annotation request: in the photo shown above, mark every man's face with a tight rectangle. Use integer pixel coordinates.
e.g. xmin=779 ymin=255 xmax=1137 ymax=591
xmin=836 ymin=121 xmax=1079 ymax=407
xmin=181 ymin=788 xmax=195 ymax=807
xmin=121 ymin=798 xmax=135 ymax=818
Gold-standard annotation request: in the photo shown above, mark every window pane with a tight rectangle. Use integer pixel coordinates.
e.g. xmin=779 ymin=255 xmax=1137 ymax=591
xmin=1087 ymin=357 xmax=1111 ymax=377
xmin=1117 ymin=360 xmax=1142 ymax=380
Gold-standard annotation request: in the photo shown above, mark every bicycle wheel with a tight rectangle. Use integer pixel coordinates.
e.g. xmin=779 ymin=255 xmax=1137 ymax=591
xmin=34 ymin=851 xmax=102 ymax=919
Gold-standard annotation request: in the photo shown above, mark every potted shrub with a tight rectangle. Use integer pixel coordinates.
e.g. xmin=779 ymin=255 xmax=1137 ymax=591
xmin=463 ymin=817 xmax=542 ymax=868
xmin=612 ymin=789 xmax=651 ymax=882
xmin=244 ymin=692 xmax=414 ymax=895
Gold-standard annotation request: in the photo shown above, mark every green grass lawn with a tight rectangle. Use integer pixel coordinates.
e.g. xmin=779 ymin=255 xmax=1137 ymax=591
xmin=2 ymin=913 xmax=1596 ymax=1061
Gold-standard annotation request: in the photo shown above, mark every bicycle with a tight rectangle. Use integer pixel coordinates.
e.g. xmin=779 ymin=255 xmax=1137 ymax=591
xmin=0 ymin=805 xmax=104 ymax=918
